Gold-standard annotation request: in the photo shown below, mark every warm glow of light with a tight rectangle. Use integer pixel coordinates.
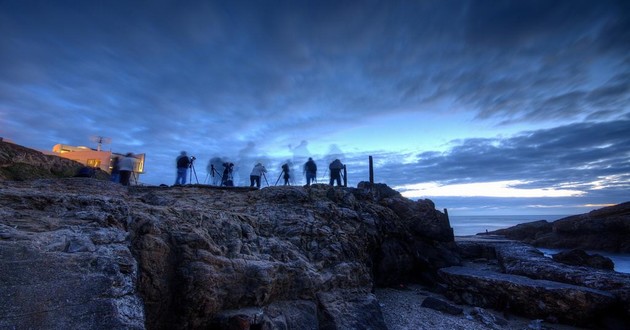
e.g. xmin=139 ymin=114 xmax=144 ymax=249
xmin=394 ymin=180 xmax=586 ymax=198
xmin=583 ymin=203 xmax=616 ymax=208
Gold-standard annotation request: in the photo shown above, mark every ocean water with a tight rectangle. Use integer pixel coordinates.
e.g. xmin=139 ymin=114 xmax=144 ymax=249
xmin=449 ymin=215 xmax=630 ymax=274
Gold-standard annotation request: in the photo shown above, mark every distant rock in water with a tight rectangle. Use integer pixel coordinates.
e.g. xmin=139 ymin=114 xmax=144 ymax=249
xmin=552 ymin=249 xmax=615 ymax=270
xmin=484 ymin=202 xmax=630 ymax=253
xmin=485 ymin=219 xmax=552 ymax=242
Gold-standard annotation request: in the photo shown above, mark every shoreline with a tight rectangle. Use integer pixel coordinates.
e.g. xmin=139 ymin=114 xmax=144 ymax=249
xmin=376 ymin=284 xmax=583 ymax=330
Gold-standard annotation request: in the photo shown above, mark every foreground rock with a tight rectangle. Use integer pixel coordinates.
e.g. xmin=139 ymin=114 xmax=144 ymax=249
xmin=486 ymin=202 xmax=630 ymax=253
xmin=447 ymin=237 xmax=630 ymax=328
xmin=0 ymin=179 xmax=458 ymax=329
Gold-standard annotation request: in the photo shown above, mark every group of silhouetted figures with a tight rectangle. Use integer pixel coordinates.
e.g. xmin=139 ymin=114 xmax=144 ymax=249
xmin=174 ymin=151 xmax=346 ymax=188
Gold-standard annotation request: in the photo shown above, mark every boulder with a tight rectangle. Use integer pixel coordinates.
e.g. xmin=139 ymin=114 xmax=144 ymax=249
xmin=552 ymin=249 xmax=614 ymax=270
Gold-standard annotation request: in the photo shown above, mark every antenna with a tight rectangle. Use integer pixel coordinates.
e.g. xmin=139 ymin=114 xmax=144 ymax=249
xmin=89 ymin=135 xmax=112 ymax=151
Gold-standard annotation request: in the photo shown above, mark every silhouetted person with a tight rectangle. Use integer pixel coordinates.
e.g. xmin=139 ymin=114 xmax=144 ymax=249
xmin=282 ymin=163 xmax=290 ymax=185
xmin=222 ymin=162 xmax=234 ymax=186
xmin=329 ymin=159 xmax=344 ymax=186
xmin=304 ymin=157 xmax=317 ymax=185
xmin=110 ymin=156 xmax=120 ymax=183
xmin=250 ymin=163 xmax=267 ymax=188
xmin=175 ymin=151 xmax=190 ymax=185
xmin=119 ymin=153 xmax=137 ymax=186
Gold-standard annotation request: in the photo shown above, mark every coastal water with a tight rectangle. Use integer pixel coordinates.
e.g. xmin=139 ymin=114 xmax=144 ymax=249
xmin=450 ymin=215 xmax=630 ymax=274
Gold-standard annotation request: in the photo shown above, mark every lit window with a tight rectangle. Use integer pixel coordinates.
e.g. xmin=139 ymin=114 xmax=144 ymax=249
xmin=87 ymin=159 xmax=101 ymax=168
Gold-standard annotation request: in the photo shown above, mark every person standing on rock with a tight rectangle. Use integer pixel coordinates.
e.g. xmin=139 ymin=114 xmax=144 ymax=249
xmin=303 ymin=157 xmax=317 ymax=185
xmin=119 ymin=153 xmax=137 ymax=186
xmin=222 ymin=162 xmax=234 ymax=186
xmin=175 ymin=151 xmax=190 ymax=185
xmin=281 ymin=163 xmax=291 ymax=185
xmin=329 ymin=159 xmax=344 ymax=186
xmin=250 ymin=162 xmax=267 ymax=188
xmin=110 ymin=156 xmax=120 ymax=183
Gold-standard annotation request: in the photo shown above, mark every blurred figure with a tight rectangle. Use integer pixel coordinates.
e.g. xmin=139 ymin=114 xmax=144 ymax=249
xmin=281 ymin=163 xmax=290 ymax=185
xmin=207 ymin=157 xmax=225 ymax=186
xmin=329 ymin=159 xmax=344 ymax=186
xmin=222 ymin=162 xmax=234 ymax=186
xmin=250 ymin=162 xmax=267 ymax=188
xmin=175 ymin=151 xmax=190 ymax=185
xmin=110 ymin=156 xmax=120 ymax=183
xmin=119 ymin=153 xmax=137 ymax=186
xmin=303 ymin=157 xmax=317 ymax=185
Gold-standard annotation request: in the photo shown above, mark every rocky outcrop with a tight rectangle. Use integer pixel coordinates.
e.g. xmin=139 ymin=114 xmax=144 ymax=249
xmin=0 ymin=179 xmax=144 ymax=329
xmin=440 ymin=266 xmax=616 ymax=325
xmin=552 ymin=249 xmax=614 ymax=270
xmin=0 ymin=178 xmax=458 ymax=329
xmin=485 ymin=202 xmax=630 ymax=253
xmin=0 ymin=141 xmax=109 ymax=181
xmin=447 ymin=237 xmax=630 ymax=328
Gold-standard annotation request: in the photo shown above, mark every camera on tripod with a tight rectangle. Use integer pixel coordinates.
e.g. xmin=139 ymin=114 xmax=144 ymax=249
xmin=190 ymin=156 xmax=196 ymax=161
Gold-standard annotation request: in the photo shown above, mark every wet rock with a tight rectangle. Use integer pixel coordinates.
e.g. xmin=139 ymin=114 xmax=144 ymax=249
xmin=552 ymin=248 xmax=614 ymax=270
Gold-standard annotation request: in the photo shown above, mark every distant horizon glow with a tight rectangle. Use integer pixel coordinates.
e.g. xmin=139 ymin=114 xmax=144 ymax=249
xmin=394 ymin=180 xmax=586 ymax=199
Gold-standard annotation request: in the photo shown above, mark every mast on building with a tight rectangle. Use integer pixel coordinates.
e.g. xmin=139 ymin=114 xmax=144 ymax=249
xmin=90 ymin=135 xmax=112 ymax=151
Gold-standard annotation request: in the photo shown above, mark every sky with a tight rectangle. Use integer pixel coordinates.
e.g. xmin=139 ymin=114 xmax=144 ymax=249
xmin=1 ymin=0 xmax=629 ymax=216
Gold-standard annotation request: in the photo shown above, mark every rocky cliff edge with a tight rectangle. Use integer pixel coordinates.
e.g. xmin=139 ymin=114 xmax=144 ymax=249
xmin=0 ymin=178 xmax=458 ymax=329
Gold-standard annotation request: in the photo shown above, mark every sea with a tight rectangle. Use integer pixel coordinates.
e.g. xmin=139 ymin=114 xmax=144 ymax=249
xmin=449 ymin=215 xmax=630 ymax=274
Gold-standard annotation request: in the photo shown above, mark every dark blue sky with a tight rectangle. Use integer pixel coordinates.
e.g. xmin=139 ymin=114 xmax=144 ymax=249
xmin=1 ymin=0 xmax=629 ymax=215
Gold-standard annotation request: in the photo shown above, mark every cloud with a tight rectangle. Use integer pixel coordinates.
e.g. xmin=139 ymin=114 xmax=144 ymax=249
xmin=364 ymin=119 xmax=630 ymax=198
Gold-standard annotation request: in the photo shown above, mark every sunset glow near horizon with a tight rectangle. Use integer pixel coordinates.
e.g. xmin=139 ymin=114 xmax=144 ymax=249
xmin=1 ymin=0 xmax=628 ymax=215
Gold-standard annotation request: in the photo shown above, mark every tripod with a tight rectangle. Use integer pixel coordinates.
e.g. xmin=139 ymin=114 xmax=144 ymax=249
xmin=209 ymin=164 xmax=223 ymax=186
xmin=261 ymin=172 xmax=269 ymax=187
xmin=275 ymin=168 xmax=291 ymax=186
xmin=189 ymin=158 xmax=199 ymax=184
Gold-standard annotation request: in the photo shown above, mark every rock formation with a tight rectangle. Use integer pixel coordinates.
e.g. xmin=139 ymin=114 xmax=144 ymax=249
xmin=3 ymin=142 xmax=630 ymax=329
xmin=485 ymin=202 xmax=630 ymax=253
xmin=0 ymin=178 xmax=458 ymax=329
xmin=446 ymin=237 xmax=630 ymax=328
xmin=552 ymin=249 xmax=614 ymax=270
xmin=0 ymin=141 xmax=109 ymax=180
